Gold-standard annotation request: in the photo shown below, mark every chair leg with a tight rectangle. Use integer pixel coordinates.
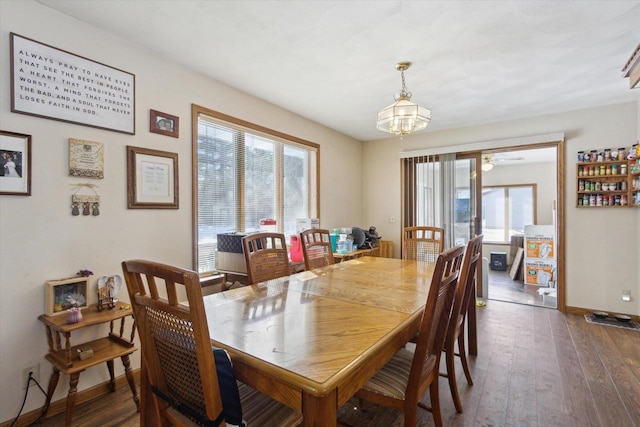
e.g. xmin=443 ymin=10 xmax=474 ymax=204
xmin=446 ymin=339 xmax=463 ymax=413
xmin=404 ymin=400 xmax=418 ymax=427
xmin=458 ymin=332 xmax=473 ymax=385
xmin=429 ymin=378 xmax=443 ymax=427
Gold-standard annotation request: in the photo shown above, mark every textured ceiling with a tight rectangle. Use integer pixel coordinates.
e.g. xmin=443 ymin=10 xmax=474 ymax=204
xmin=36 ymin=0 xmax=640 ymax=141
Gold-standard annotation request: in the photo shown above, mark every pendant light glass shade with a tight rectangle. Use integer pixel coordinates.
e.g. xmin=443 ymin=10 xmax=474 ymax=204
xmin=377 ymin=61 xmax=430 ymax=137
xmin=377 ymin=98 xmax=431 ymax=136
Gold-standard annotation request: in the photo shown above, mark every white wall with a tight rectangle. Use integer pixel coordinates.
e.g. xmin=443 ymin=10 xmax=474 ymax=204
xmin=0 ymin=1 xmax=363 ymax=421
xmin=363 ymin=102 xmax=639 ymax=317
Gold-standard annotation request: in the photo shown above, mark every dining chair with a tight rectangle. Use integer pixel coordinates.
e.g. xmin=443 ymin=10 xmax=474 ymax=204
xmin=402 ymin=226 xmax=445 ymax=263
xmin=442 ymin=234 xmax=483 ymax=413
xmin=121 ymin=259 xmax=302 ymax=427
xmin=242 ymin=232 xmax=291 ymax=285
xmin=355 ymin=245 xmax=465 ymax=427
xmin=299 ymin=228 xmax=335 ymax=270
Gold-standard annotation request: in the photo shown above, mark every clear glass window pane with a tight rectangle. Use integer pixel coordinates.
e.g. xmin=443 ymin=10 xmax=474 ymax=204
xmin=482 ymin=188 xmax=506 ymax=243
xmin=482 ymin=185 xmax=534 ymax=244
xmin=244 ymin=134 xmax=275 ymax=232
xmin=507 ymin=186 xmax=533 ymax=238
xmin=283 ymin=145 xmax=308 ymax=237
xmin=197 ymin=123 xmax=239 ymax=273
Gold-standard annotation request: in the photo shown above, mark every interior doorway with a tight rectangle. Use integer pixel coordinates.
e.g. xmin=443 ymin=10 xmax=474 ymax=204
xmin=479 ymin=146 xmax=559 ymax=309
xmin=399 ymin=137 xmax=564 ymax=310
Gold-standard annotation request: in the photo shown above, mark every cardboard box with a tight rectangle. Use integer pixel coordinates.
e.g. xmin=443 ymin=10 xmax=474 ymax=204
xmin=215 ymin=251 xmax=247 ymax=273
xmin=524 ymin=260 xmax=556 ymax=286
xmin=524 ymin=225 xmax=556 ymax=260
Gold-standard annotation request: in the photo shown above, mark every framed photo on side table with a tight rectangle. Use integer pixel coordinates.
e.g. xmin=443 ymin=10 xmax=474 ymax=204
xmin=45 ymin=277 xmax=90 ymax=316
xmin=149 ymin=109 xmax=179 ymax=138
xmin=127 ymin=145 xmax=179 ymax=209
xmin=0 ymin=130 xmax=31 ymax=196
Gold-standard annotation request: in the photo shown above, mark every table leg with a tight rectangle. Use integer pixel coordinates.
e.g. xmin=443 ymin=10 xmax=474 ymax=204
xmin=65 ymin=372 xmax=80 ymax=426
xmin=121 ymin=354 xmax=140 ymax=411
xmin=106 ymin=359 xmax=116 ymax=392
xmin=41 ymin=367 xmax=60 ymax=418
xmin=468 ymin=283 xmax=477 ymax=356
xmin=302 ymin=389 xmax=337 ymax=427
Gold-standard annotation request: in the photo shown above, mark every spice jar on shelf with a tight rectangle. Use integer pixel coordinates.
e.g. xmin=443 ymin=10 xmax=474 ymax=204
xmin=618 ymin=147 xmax=626 ymax=159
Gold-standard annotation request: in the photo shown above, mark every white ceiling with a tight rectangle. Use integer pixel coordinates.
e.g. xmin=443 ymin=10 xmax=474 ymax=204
xmin=36 ymin=0 xmax=640 ymax=142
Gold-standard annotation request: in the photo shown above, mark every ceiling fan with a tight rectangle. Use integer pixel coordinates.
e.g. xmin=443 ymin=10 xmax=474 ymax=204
xmin=481 ymin=153 xmax=524 ymax=171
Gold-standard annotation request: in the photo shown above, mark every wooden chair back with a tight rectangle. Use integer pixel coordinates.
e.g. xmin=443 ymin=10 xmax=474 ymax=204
xmin=442 ymin=234 xmax=483 ymax=413
xmin=409 ymin=245 xmax=465 ymax=403
xmin=453 ymin=234 xmax=484 ymax=337
xmin=242 ymin=232 xmax=290 ymax=285
xmin=121 ymin=260 xmax=224 ymax=426
xmin=300 ymin=228 xmax=335 ymax=270
xmin=402 ymin=226 xmax=445 ymax=262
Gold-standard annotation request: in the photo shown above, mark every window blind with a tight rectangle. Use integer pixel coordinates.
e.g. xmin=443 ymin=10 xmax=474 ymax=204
xmin=196 ymin=111 xmax=318 ymax=274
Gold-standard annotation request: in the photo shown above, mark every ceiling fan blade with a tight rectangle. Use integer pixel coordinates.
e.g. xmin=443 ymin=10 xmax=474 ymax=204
xmin=493 ymin=156 xmax=524 ymax=162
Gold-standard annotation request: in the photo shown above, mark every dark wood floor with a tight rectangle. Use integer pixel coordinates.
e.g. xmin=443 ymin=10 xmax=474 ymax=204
xmin=32 ymin=300 xmax=640 ymax=427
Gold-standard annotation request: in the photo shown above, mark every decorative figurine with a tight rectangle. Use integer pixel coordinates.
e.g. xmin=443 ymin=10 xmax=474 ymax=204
xmin=97 ymin=275 xmax=122 ymax=311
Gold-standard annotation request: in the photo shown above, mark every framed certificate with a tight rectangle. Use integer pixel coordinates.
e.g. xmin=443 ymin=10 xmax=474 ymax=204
xmin=126 ymin=145 xmax=178 ymax=209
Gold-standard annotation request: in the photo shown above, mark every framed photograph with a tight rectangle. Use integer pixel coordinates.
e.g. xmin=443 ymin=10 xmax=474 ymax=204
xmin=45 ymin=277 xmax=90 ymax=316
xmin=0 ymin=130 xmax=31 ymax=196
xmin=69 ymin=138 xmax=104 ymax=179
xmin=127 ymin=145 xmax=178 ymax=209
xmin=149 ymin=109 xmax=179 ymax=138
xmin=10 ymin=33 xmax=135 ymax=134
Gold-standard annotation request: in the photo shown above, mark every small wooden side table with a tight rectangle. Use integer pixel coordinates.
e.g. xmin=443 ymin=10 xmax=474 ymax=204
xmin=38 ymin=302 xmax=139 ymax=426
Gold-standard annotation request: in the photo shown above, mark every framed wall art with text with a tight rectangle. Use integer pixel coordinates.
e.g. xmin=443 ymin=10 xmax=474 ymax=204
xmin=10 ymin=33 xmax=135 ymax=134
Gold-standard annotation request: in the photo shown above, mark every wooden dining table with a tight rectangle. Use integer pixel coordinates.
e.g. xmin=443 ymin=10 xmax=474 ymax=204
xmin=202 ymin=256 xmax=436 ymax=426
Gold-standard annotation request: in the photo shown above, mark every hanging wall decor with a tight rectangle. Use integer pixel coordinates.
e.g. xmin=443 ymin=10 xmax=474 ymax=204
xmin=69 ymin=138 xmax=104 ymax=179
xmin=10 ymin=33 xmax=135 ymax=134
xmin=70 ymin=182 xmax=100 ymax=216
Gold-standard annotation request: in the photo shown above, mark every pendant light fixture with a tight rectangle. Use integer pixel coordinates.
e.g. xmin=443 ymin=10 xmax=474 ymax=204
xmin=376 ymin=61 xmax=431 ymax=138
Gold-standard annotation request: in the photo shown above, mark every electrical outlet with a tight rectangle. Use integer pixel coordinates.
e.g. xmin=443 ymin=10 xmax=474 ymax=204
xmin=21 ymin=364 xmax=39 ymax=390
xmin=388 ymin=216 xmax=396 ymax=223
xmin=622 ymin=290 xmax=631 ymax=302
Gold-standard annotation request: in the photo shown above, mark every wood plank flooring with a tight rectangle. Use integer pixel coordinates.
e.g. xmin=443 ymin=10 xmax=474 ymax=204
xmin=29 ymin=300 xmax=640 ymax=427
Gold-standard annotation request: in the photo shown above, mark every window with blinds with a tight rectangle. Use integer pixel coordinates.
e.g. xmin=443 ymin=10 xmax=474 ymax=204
xmin=194 ymin=106 xmax=318 ymax=274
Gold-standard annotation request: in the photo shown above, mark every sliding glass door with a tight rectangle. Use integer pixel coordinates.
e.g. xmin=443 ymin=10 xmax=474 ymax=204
xmin=401 ymin=154 xmax=480 ymax=250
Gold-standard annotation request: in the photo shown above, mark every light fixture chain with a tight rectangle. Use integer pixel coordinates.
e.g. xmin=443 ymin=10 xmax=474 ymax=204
xmin=397 ymin=69 xmax=411 ymax=100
